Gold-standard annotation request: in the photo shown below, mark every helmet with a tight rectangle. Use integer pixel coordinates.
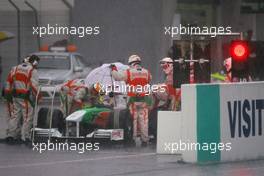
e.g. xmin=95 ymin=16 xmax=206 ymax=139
xmin=128 ymin=55 xmax=141 ymax=65
xmin=159 ymin=57 xmax=173 ymax=64
xmin=28 ymin=55 xmax=40 ymax=66
xmin=92 ymin=83 xmax=103 ymax=94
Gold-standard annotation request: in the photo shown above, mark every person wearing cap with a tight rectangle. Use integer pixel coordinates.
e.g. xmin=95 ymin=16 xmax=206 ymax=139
xmin=4 ymin=55 xmax=40 ymax=144
xmin=223 ymin=57 xmax=232 ymax=82
xmin=60 ymin=79 xmax=88 ymax=116
xmin=223 ymin=57 xmax=252 ymax=82
xmin=159 ymin=57 xmax=181 ymax=111
xmin=110 ymin=55 xmax=152 ymax=146
xmin=84 ymin=82 xmax=107 ymax=108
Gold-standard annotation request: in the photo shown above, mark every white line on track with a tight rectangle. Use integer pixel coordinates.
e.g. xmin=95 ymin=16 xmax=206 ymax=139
xmin=0 ymin=152 xmax=156 ymax=169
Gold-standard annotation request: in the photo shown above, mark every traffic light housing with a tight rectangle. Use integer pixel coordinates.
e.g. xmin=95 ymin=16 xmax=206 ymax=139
xmin=229 ymin=40 xmax=250 ymax=81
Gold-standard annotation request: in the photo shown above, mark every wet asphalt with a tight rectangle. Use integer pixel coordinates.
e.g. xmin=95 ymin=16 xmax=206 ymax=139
xmin=1 ymin=101 xmax=264 ymax=176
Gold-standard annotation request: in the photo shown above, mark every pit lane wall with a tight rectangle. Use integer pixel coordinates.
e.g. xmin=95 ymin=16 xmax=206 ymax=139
xmin=157 ymin=81 xmax=264 ymax=163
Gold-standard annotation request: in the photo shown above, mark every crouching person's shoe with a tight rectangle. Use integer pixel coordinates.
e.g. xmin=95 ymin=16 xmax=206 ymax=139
xmin=23 ymin=138 xmax=32 ymax=147
xmin=14 ymin=138 xmax=24 ymax=145
xmin=5 ymin=136 xmax=15 ymax=144
xmin=141 ymin=141 xmax=148 ymax=147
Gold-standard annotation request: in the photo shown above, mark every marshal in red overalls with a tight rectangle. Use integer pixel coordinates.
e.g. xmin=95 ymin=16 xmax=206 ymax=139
xmin=111 ymin=55 xmax=152 ymax=145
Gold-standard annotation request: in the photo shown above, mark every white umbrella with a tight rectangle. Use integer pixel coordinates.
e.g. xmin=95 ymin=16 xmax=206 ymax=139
xmin=85 ymin=62 xmax=129 ymax=93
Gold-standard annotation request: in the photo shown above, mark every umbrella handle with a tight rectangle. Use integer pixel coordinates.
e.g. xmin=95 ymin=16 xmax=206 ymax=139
xmin=110 ymin=69 xmax=117 ymax=107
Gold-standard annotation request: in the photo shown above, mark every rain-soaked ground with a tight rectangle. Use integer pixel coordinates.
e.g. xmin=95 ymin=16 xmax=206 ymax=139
xmin=1 ymin=101 xmax=264 ymax=176
xmin=0 ymin=143 xmax=264 ymax=176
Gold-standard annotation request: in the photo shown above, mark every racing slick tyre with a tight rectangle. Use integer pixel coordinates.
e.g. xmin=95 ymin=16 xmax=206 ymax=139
xmin=37 ymin=108 xmax=65 ymax=133
xmin=149 ymin=108 xmax=158 ymax=142
xmin=37 ymin=108 xmax=49 ymax=128
xmin=52 ymin=109 xmax=65 ymax=133
xmin=119 ymin=109 xmax=133 ymax=144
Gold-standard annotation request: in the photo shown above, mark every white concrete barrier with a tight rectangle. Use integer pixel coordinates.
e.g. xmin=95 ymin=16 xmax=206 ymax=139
xmin=157 ymin=81 xmax=264 ymax=163
xmin=156 ymin=111 xmax=181 ymax=154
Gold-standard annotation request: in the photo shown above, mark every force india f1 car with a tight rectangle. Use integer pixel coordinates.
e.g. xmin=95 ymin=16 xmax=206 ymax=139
xmin=32 ymin=85 xmax=161 ymax=143
xmin=32 ymin=86 xmax=134 ymax=143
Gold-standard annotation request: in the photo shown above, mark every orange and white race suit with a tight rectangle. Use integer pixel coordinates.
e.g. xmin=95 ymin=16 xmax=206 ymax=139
xmin=164 ymin=72 xmax=181 ymax=111
xmin=112 ymin=65 xmax=151 ymax=143
xmin=5 ymin=62 xmax=39 ymax=141
xmin=60 ymin=79 xmax=87 ymax=116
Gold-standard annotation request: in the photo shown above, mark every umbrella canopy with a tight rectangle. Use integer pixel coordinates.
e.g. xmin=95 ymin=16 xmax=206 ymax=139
xmin=0 ymin=31 xmax=15 ymax=42
xmin=85 ymin=62 xmax=129 ymax=93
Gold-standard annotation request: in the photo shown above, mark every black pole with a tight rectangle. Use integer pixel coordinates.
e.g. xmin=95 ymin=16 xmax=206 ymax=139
xmin=8 ymin=0 xmax=21 ymax=64
xmin=25 ymin=1 xmax=40 ymax=50
xmin=62 ymin=0 xmax=73 ymax=44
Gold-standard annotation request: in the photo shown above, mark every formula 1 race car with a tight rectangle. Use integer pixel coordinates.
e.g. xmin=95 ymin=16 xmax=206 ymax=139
xmin=32 ymin=92 xmax=133 ymax=143
xmin=32 ymin=85 xmax=162 ymax=144
xmin=32 ymin=96 xmax=161 ymax=144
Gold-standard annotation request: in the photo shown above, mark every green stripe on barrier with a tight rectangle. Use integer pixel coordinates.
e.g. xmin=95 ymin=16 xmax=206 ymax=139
xmin=196 ymin=85 xmax=220 ymax=162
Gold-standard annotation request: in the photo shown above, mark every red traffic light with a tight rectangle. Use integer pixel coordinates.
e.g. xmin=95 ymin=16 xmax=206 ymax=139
xmin=229 ymin=40 xmax=250 ymax=61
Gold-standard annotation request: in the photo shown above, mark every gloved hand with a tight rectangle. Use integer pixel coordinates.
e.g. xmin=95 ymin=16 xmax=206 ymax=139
xmin=199 ymin=58 xmax=205 ymax=64
xmin=108 ymin=91 xmax=114 ymax=98
xmin=109 ymin=64 xmax=117 ymax=71
xmin=178 ymin=58 xmax=184 ymax=64
xmin=61 ymin=86 xmax=70 ymax=94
